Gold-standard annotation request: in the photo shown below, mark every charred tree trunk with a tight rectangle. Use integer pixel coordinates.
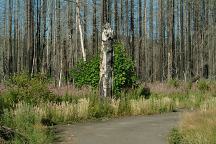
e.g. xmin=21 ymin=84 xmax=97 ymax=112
xmin=114 ymin=0 xmax=118 ymax=38
xmin=137 ymin=0 xmax=142 ymax=78
xmin=158 ymin=0 xmax=165 ymax=81
xmin=167 ymin=0 xmax=175 ymax=80
xmin=3 ymin=1 xmax=8 ymax=79
xmin=180 ymin=0 xmax=185 ymax=79
xmin=92 ymin=0 xmax=97 ymax=55
xmin=99 ymin=23 xmax=114 ymax=98
xmin=149 ymin=0 xmax=154 ymax=82
xmin=130 ymin=0 xmax=135 ymax=61
xmin=27 ymin=0 xmax=34 ymax=74
xmin=102 ymin=0 xmax=108 ymax=26
xmin=8 ymin=0 xmax=13 ymax=75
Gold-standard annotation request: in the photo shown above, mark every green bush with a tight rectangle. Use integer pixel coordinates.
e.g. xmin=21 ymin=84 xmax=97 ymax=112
xmin=169 ymin=128 xmax=183 ymax=144
xmin=2 ymin=73 xmax=54 ymax=106
xmin=70 ymin=56 xmax=100 ymax=88
xmin=70 ymin=42 xmax=136 ymax=94
xmin=113 ymin=43 xmax=136 ymax=93
xmin=168 ymin=79 xmax=179 ymax=88
xmin=197 ymin=80 xmax=209 ymax=91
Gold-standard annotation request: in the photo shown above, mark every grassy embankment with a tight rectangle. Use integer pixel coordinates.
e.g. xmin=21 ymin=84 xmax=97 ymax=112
xmin=0 ymin=74 xmax=215 ymax=143
xmin=169 ymin=80 xmax=216 ymax=144
xmin=169 ymin=100 xmax=216 ymax=143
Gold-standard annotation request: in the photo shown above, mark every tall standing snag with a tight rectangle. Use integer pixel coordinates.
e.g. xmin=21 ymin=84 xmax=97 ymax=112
xmin=100 ymin=23 xmax=114 ymax=98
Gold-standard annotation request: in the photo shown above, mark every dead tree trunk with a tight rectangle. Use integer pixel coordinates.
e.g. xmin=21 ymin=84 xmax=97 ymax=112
xmin=99 ymin=23 xmax=114 ymax=98
xmin=76 ymin=0 xmax=86 ymax=62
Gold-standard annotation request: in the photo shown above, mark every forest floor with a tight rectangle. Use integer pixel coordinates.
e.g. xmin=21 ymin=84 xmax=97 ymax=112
xmin=53 ymin=112 xmax=180 ymax=144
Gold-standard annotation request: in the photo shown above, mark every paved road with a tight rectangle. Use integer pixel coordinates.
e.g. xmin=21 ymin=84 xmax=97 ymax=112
xmin=54 ymin=113 xmax=179 ymax=144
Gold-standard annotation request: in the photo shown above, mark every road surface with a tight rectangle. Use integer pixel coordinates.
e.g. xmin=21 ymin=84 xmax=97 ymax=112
xmin=54 ymin=112 xmax=179 ymax=144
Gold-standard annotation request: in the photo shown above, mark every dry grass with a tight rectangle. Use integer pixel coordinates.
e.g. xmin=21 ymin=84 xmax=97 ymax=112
xmin=130 ymin=97 xmax=174 ymax=115
xmin=5 ymin=81 xmax=216 ymax=144
xmin=2 ymin=102 xmax=52 ymax=144
xmin=177 ymin=108 xmax=216 ymax=144
xmin=39 ymin=98 xmax=90 ymax=122
xmin=35 ymin=97 xmax=175 ymax=122
xmin=170 ymin=99 xmax=216 ymax=144
xmin=48 ymin=85 xmax=96 ymax=97
xmin=77 ymin=98 xmax=90 ymax=119
xmin=49 ymin=82 xmax=189 ymax=97
xmin=130 ymin=98 xmax=148 ymax=115
xmin=10 ymin=95 xmax=179 ymax=124
xmin=45 ymin=102 xmax=76 ymax=122
xmin=148 ymin=82 xmax=186 ymax=95
xmin=110 ymin=99 xmax=120 ymax=116
xmin=200 ymin=97 xmax=216 ymax=112
xmin=149 ymin=81 xmax=216 ymax=95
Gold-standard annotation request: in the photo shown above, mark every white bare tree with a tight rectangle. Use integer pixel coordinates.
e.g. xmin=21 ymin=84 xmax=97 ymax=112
xmin=99 ymin=23 xmax=114 ymax=97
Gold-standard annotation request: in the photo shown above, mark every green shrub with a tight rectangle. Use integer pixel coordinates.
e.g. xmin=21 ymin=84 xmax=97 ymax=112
xmin=168 ymin=79 xmax=179 ymax=88
xmin=70 ymin=56 xmax=100 ymax=88
xmin=70 ymin=42 xmax=136 ymax=94
xmin=2 ymin=73 xmax=54 ymax=106
xmin=169 ymin=128 xmax=183 ymax=144
xmin=197 ymin=80 xmax=209 ymax=91
xmin=113 ymin=43 xmax=136 ymax=93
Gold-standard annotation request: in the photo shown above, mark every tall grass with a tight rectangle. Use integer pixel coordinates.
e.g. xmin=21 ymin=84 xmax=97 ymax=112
xmin=2 ymin=74 xmax=216 ymax=143
xmin=200 ymin=97 xmax=216 ymax=111
xmin=3 ymin=86 xmax=209 ymax=129
xmin=24 ymin=95 xmax=177 ymax=124
xmin=43 ymin=98 xmax=90 ymax=122
xmin=1 ymin=103 xmax=52 ymax=144
xmin=169 ymin=98 xmax=216 ymax=144
xmin=130 ymin=97 xmax=174 ymax=115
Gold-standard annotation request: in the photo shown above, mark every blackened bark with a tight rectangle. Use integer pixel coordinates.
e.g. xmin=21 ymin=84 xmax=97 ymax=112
xmin=100 ymin=23 xmax=114 ymax=98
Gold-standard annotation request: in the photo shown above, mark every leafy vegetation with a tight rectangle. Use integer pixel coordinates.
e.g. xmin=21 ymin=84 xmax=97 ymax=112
xmin=197 ymin=80 xmax=210 ymax=92
xmin=167 ymin=79 xmax=180 ymax=88
xmin=2 ymin=73 xmax=54 ymax=107
xmin=113 ymin=43 xmax=136 ymax=93
xmin=1 ymin=74 xmax=216 ymax=143
xmin=70 ymin=56 xmax=100 ymax=88
xmin=169 ymin=128 xmax=183 ymax=144
xmin=70 ymin=42 xmax=136 ymax=94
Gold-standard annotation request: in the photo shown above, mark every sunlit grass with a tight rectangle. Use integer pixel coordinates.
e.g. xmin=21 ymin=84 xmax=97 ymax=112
xmin=110 ymin=99 xmax=120 ymax=116
xmin=2 ymin=79 xmax=216 ymax=143
xmin=169 ymin=99 xmax=216 ymax=144
xmin=1 ymin=102 xmax=52 ymax=144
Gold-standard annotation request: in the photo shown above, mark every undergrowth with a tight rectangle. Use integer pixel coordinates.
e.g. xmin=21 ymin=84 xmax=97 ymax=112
xmin=1 ymin=73 xmax=216 ymax=143
xmin=0 ymin=103 xmax=53 ymax=144
xmin=169 ymin=97 xmax=216 ymax=144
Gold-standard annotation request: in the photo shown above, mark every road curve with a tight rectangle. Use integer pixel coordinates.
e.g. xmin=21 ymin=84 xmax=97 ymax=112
xmin=54 ymin=112 xmax=179 ymax=144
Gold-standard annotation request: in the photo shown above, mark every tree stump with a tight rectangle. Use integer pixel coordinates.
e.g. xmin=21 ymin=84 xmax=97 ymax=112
xmin=99 ymin=23 xmax=114 ymax=98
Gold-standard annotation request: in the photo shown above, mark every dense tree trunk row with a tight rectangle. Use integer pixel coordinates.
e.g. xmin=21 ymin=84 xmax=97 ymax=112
xmin=0 ymin=0 xmax=216 ymax=84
